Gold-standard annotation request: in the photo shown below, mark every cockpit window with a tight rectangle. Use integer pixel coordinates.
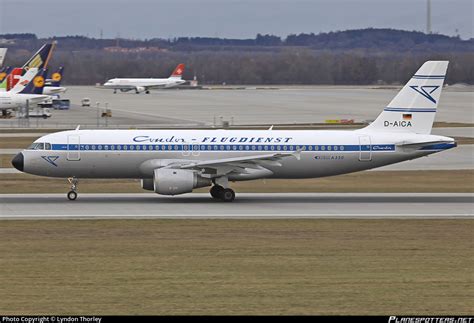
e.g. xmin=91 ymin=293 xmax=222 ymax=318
xmin=27 ymin=142 xmax=50 ymax=150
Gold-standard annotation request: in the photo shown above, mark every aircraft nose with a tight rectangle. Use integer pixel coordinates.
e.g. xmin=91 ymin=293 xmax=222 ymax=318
xmin=11 ymin=153 xmax=24 ymax=172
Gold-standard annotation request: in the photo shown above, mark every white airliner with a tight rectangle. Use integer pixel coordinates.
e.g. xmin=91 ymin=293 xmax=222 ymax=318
xmin=103 ymin=63 xmax=186 ymax=94
xmin=12 ymin=61 xmax=455 ymax=202
xmin=0 ymin=68 xmax=50 ymax=111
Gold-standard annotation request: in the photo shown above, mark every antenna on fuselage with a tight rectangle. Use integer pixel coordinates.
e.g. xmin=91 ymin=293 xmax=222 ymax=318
xmin=75 ymin=125 xmax=81 ymax=130
xmin=268 ymin=125 xmax=274 ymax=130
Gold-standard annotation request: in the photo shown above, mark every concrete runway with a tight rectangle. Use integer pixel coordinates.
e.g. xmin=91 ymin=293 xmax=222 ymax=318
xmin=0 ymin=193 xmax=472 ymax=218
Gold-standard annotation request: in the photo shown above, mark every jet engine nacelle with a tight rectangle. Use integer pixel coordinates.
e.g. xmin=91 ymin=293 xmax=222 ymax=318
xmin=135 ymin=86 xmax=146 ymax=93
xmin=153 ymin=168 xmax=211 ymax=195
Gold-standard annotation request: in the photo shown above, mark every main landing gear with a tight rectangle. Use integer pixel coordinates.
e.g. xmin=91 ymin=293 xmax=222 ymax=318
xmin=210 ymin=185 xmax=235 ymax=202
xmin=67 ymin=177 xmax=78 ymax=201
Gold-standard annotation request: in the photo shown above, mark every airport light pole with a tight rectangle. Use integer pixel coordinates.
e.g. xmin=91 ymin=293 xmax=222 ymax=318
xmin=96 ymin=102 xmax=100 ymax=128
xmin=105 ymin=102 xmax=109 ymax=128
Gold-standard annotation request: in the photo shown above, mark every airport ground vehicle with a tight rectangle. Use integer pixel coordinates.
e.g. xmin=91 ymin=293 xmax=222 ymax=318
xmin=17 ymin=108 xmax=52 ymax=119
xmin=81 ymin=98 xmax=91 ymax=107
xmin=52 ymin=99 xmax=70 ymax=110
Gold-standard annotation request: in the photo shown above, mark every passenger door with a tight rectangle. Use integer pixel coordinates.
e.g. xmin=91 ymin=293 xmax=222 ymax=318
xmin=67 ymin=135 xmax=80 ymax=161
xmin=358 ymin=135 xmax=372 ymax=161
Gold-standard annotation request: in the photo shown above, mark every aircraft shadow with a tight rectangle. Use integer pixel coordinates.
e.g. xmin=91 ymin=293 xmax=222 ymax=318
xmin=1 ymin=195 xmax=472 ymax=205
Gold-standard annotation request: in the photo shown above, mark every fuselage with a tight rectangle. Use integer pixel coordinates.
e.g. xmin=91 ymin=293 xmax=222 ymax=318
xmin=17 ymin=129 xmax=456 ymax=179
xmin=0 ymin=92 xmax=49 ymax=109
xmin=103 ymin=78 xmax=185 ymax=90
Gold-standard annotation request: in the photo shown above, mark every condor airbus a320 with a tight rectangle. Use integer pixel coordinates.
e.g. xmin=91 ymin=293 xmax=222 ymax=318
xmin=12 ymin=61 xmax=455 ymax=202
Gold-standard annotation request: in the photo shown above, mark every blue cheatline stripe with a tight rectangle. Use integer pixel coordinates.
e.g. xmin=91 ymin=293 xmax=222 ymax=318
xmin=419 ymin=143 xmax=457 ymax=151
xmin=384 ymin=107 xmax=436 ymax=112
xmin=52 ymin=144 xmax=396 ymax=152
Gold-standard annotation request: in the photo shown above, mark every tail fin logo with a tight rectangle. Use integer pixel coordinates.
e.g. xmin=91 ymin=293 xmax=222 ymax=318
xmin=52 ymin=72 xmax=62 ymax=82
xmin=409 ymin=85 xmax=440 ymax=104
xmin=0 ymin=72 xmax=6 ymax=81
xmin=33 ymin=76 xmax=45 ymax=88
xmin=29 ymin=55 xmax=44 ymax=69
xmin=171 ymin=64 xmax=185 ymax=77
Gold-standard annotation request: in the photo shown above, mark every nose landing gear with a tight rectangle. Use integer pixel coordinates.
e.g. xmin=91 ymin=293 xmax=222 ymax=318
xmin=67 ymin=177 xmax=79 ymax=201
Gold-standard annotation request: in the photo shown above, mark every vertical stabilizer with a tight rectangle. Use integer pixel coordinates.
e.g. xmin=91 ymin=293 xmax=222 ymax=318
xmin=364 ymin=61 xmax=448 ymax=134
xmin=169 ymin=64 xmax=185 ymax=79
xmin=49 ymin=67 xmax=64 ymax=87
xmin=9 ymin=68 xmax=39 ymax=94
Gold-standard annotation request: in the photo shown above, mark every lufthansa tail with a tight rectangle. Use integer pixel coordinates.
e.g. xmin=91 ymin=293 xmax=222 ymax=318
xmin=22 ymin=43 xmax=55 ymax=70
xmin=47 ymin=67 xmax=64 ymax=87
xmin=365 ymin=61 xmax=449 ymax=135
xmin=20 ymin=68 xmax=48 ymax=94
xmin=9 ymin=68 xmax=47 ymax=95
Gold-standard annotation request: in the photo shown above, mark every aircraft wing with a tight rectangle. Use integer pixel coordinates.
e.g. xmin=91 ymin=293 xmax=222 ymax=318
xmin=169 ymin=150 xmax=302 ymax=177
xmin=141 ymin=83 xmax=168 ymax=90
xmin=27 ymin=95 xmax=51 ymax=104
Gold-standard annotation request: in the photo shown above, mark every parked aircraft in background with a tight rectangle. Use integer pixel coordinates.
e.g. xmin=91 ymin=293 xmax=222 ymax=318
xmin=0 ymin=43 xmax=55 ymax=92
xmin=13 ymin=61 xmax=455 ymax=202
xmin=43 ymin=67 xmax=67 ymax=95
xmin=0 ymin=68 xmax=50 ymax=111
xmin=103 ymin=63 xmax=186 ymax=94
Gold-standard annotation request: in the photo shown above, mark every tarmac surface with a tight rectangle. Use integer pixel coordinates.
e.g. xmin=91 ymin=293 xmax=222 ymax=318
xmin=0 ymin=193 xmax=472 ymax=218
xmin=0 ymin=85 xmax=472 ymax=128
